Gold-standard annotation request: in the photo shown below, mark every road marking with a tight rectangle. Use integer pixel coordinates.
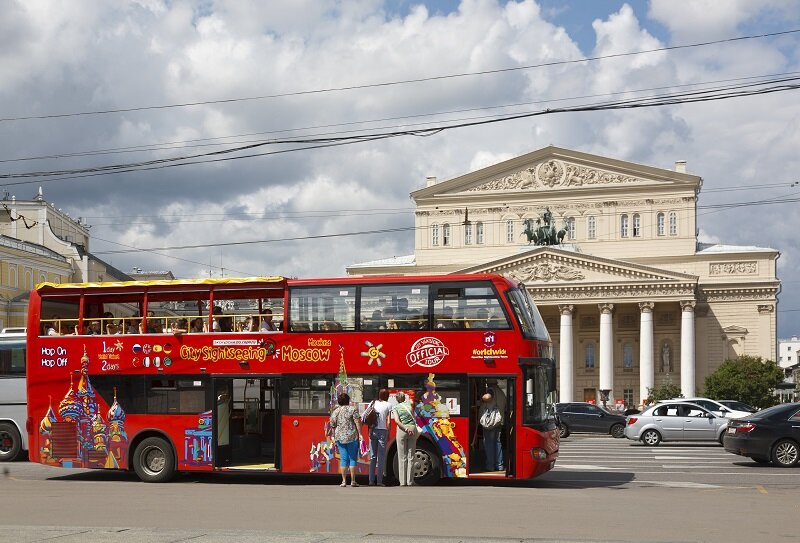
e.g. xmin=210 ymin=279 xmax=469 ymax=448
xmin=756 ymin=485 xmax=768 ymax=494
xmin=555 ymin=464 xmax=623 ymax=470
xmin=637 ymin=480 xmax=724 ymax=489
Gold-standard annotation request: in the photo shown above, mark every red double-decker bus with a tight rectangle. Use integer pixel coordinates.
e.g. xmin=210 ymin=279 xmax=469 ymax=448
xmin=26 ymin=273 xmax=557 ymax=484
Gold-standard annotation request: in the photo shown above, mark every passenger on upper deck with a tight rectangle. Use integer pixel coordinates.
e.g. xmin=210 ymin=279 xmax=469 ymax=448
xmin=190 ymin=317 xmax=204 ymax=333
xmin=87 ymin=321 xmax=102 ymax=335
xmin=127 ymin=314 xmax=140 ymax=335
xmin=260 ymin=309 xmax=278 ymax=331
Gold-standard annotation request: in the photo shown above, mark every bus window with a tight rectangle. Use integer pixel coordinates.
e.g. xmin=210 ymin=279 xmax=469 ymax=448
xmin=360 ymin=284 xmax=429 ymax=331
xmin=39 ymin=297 xmax=80 ymax=336
xmin=506 ymin=288 xmax=550 ymax=341
xmin=0 ymin=339 xmax=25 ymax=376
xmin=289 ymin=287 xmax=355 ymax=332
xmin=146 ymin=377 xmax=208 ymax=414
xmin=287 ymin=377 xmax=333 ymax=414
xmin=432 ymin=284 xmax=511 ymax=330
xmin=522 ymin=364 xmax=556 ymax=425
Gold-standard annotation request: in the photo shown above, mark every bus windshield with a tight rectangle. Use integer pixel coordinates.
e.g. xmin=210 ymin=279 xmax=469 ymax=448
xmin=506 ymin=288 xmax=550 ymax=341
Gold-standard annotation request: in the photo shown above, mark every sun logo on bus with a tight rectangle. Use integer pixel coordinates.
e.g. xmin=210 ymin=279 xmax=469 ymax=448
xmin=360 ymin=340 xmax=386 ymax=366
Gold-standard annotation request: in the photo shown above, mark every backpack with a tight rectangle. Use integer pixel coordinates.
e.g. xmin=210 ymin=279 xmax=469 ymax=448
xmin=479 ymin=406 xmax=502 ymax=429
xmin=361 ymin=401 xmax=377 ymax=427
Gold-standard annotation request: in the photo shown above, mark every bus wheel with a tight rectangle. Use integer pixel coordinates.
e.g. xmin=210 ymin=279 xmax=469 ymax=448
xmin=0 ymin=423 xmax=22 ymax=461
xmin=133 ymin=437 xmax=176 ymax=483
xmin=412 ymin=441 xmax=442 ymax=486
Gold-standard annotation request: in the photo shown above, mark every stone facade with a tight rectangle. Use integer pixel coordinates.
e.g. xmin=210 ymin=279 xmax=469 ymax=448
xmin=347 ymin=146 xmax=780 ymax=408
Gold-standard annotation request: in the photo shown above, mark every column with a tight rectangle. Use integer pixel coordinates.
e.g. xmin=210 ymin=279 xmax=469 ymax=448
xmin=558 ymin=305 xmax=574 ymax=403
xmin=638 ymin=302 xmax=654 ymax=405
xmin=680 ymin=301 xmax=696 ymax=397
xmin=598 ymin=303 xmax=614 ymax=403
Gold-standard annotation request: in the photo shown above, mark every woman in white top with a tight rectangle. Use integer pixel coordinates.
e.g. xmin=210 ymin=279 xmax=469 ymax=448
xmin=368 ymin=389 xmax=392 ymax=486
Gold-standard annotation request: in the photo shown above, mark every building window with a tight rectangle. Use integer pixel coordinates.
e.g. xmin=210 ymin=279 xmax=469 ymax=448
xmin=443 ymin=223 xmax=451 ymax=246
xmin=585 ymin=343 xmax=595 ymax=369
xmin=431 ymin=224 xmax=439 ymax=246
xmin=465 ymin=223 xmax=472 ymax=245
xmin=476 ymin=222 xmax=484 ymax=244
xmin=506 ymin=220 xmax=514 ymax=243
xmin=620 ymin=214 xmax=629 ymax=238
xmin=566 ymin=217 xmax=576 ymax=240
xmin=587 ymin=216 xmax=596 ymax=239
xmin=632 ymin=214 xmax=641 ymax=237
xmin=623 ymin=388 xmax=634 ymax=409
xmin=623 ymin=343 xmax=634 ymax=370
xmin=657 ymin=212 xmax=665 ymax=236
xmin=669 ymin=212 xmax=678 ymax=235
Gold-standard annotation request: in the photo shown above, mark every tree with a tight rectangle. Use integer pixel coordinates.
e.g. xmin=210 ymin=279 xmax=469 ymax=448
xmin=646 ymin=381 xmax=682 ymax=404
xmin=703 ymin=355 xmax=785 ymax=409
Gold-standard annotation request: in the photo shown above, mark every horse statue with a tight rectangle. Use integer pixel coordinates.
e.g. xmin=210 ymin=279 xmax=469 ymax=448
xmin=522 ymin=208 xmax=568 ymax=246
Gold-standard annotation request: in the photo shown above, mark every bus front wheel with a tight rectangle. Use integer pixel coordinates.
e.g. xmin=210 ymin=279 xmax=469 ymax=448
xmin=390 ymin=440 xmax=442 ymax=486
xmin=133 ymin=437 xmax=176 ymax=483
xmin=0 ymin=422 xmax=22 ymax=462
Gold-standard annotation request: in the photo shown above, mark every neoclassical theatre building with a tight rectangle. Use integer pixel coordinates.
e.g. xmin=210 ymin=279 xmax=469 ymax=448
xmin=347 ymin=146 xmax=780 ymax=408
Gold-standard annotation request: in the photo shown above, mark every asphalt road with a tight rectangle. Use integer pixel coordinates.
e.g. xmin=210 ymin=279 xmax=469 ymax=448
xmin=1 ymin=436 xmax=797 ymax=543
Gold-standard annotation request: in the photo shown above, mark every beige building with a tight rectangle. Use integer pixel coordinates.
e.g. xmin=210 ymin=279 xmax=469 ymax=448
xmin=347 ymin=146 xmax=780 ymax=407
xmin=0 ymin=189 xmax=131 ymax=328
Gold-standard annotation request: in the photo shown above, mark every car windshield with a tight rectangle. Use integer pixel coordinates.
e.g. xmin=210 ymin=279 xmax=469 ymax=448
xmin=721 ymin=401 xmax=755 ymax=412
xmin=748 ymin=403 xmax=796 ymax=420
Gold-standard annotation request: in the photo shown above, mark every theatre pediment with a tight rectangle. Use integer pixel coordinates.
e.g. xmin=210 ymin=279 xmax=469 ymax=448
xmin=412 ymin=146 xmax=700 ymax=200
xmin=457 ymin=247 xmax=697 ymax=287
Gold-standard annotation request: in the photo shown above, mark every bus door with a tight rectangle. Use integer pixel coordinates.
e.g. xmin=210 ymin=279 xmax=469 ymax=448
xmin=469 ymin=376 xmax=512 ymax=476
xmin=215 ymin=377 xmax=280 ymax=470
xmin=213 ymin=379 xmax=233 ymax=468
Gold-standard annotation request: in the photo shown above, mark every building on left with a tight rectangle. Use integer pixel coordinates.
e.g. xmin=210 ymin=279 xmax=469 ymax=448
xmin=0 ymin=188 xmax=132 ymax=329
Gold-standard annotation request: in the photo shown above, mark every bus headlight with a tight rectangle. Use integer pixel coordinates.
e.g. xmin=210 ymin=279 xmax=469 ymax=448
xmin=530 ymin=448 xmax=547 ymax=461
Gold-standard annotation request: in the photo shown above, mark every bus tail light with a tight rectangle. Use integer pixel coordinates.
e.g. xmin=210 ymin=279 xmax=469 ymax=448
xmin=530 ymin=448 xmax=547 ymax=461
xmin=627 ymin=417 xmax=638 ymax=425
xmin=736 ymin=423 xmax=756 ymax=433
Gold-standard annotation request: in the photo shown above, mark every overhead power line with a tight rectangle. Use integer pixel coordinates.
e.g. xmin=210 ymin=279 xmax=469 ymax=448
xmin=3 ymin=74 xmax=800 ymax=185
xmin=1 ymin=28 xmax=797 ymax=124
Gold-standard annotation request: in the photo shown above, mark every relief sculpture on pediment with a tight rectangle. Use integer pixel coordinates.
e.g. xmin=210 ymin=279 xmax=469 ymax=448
xmin=466 ymin=159 xmax=640 ymax=192
xmin=507 ymin=262 xmax=585 ymax=283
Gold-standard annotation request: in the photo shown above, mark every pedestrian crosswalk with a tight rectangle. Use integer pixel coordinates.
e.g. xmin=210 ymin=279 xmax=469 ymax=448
xmin=555 ymin=435 xmax=759 ymax=473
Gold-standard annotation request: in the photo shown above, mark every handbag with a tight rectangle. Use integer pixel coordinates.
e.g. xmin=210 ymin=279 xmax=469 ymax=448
xmin=361 ymin=400 xmax=377 ymax=427
xmin=479 ymin=405 xmax=503 ymax=429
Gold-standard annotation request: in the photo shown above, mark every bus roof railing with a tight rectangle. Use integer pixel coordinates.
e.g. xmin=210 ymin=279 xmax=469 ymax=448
xmin=35 ymin=276 xmax=286 ymax=292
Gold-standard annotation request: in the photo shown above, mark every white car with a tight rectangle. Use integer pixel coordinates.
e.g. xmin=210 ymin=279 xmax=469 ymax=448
xmin=665 ymin=397 xmax=751 ymax=419
xmin=625 ymin=401 xmax=729 ymax=446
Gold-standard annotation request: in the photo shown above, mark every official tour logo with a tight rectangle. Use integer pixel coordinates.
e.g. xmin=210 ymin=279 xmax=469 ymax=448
xmin=406 ymin=337 xmax=449 ymax=368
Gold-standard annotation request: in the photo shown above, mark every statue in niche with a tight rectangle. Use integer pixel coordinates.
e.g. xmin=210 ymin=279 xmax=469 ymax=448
xmin=661 ymin=342 xmax=671 ymax=373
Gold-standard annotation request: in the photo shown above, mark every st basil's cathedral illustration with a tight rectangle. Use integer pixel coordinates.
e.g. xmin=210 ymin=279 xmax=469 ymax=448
xmin=39 ymin=346 xmax=129 ymax=468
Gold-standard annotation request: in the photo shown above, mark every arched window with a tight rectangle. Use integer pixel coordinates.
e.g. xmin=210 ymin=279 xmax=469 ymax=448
xmin=623 ymin=343 xmax=634 ymax=370
xmin=669 ymin=212 xmax=678 ymax=235
xmin=620 ymin=214 xmax=629 ymax=238
xmin=566 ymin=217 xmax=576 ymax=240
xmin=587 ymin=216 xmax=597 ymax=239
xmin=632 ymin=214 xmax=641 ymax=237
xmin=476 ymin=222 xmax=484 ymax=244
xmin=657 ymin=212 xmax=665 ymax=236
xmin=506 ymin=220 xmax=514 ymax=243
xmin=585 ymin=343 xmax=595 ymax=369
xmin=465 ymin=223 xmax=472 ymax=245
xmin=431 ymin=224 xmax=439 ymax=246
xmin=442 ymin=223 xmax=451 ymax=246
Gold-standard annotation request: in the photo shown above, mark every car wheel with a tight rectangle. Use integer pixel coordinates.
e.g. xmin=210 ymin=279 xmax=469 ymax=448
xmin=641 ymin=429 xmax=661 ymax=446
xmin=771 ymin=439 xmax=799 ymax=468
xmin=559 ymin=424 xmax=570 ymax=439
xmin=0 ymin=422 xmax=22 ymax=462
xmin=133 ymin=437 xmax=176 ymax=483
xmin=610 ymin=423 xmax=625 ymax=439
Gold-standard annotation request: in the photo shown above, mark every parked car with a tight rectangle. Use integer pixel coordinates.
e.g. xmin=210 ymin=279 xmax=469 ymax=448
xmin=723 ymin=402 xmax=800 ymax=467
xmin=717 ymin=400 xmax=757 ymax=413
xmin=664 ymin=397 xmax=751 ymax=419
xmin=625 ymin=401 xmax=729 ymax=446
xmin=555 ymin=402 xmax=627 ymax=438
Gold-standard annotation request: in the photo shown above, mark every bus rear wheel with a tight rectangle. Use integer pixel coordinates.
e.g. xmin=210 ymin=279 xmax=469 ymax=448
xmin=133 ymin=437 xmax=176 ymax=483
xmin=390 ymin=440 xmax=442 ymax=486
xmin=0 ymin=422 xmax=22 ymax=461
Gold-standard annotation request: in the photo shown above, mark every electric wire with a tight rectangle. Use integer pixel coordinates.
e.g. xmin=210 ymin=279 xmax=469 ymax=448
xmin=2 ymin=28 xmax=797 ymax=124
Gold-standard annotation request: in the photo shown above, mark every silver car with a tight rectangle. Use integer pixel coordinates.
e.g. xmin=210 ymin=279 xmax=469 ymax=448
xmin=624 ymin=401 xmax=729 ymax=446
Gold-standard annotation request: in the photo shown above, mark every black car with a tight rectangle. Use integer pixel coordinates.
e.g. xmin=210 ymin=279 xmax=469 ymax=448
xmin=555 ymin=402 xmax=627 ymax=438
xmin=723 ymin=402 xmax=800 ymax=467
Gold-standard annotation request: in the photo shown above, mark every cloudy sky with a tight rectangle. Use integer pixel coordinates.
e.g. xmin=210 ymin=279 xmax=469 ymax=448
xmin=2 ymin=0 xmax=800 ymax=337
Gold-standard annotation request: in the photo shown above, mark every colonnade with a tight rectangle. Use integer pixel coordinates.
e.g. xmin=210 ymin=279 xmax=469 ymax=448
xmin=557 ymin=301 xmax=696 ymax=405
